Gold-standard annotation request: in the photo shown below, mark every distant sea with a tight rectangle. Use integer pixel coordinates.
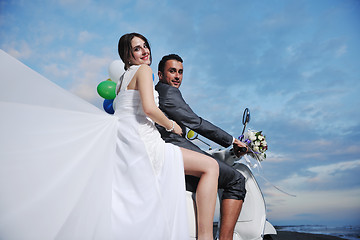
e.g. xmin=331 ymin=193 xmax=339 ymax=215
xmin=275 ymin=225 xmax=360 ymax=240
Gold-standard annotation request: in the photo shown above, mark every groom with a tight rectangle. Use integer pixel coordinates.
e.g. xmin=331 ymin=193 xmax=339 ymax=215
xmin=155 ymin=54 xmax=247 ymax=240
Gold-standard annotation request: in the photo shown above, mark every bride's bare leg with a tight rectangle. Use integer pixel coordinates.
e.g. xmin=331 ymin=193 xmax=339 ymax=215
xmin=180 ymin=148 xmax=219 ymax=240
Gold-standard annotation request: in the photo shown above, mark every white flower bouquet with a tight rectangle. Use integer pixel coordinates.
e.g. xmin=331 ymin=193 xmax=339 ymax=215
xmin=240 ymin=130 xmax=268 ymax=162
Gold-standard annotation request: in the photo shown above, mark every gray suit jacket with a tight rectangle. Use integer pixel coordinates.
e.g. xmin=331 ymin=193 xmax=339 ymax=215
xmin=155 ymin=82 xmax=246 ymax=200
xmin=155 ymin=81 xmax=233 ymax=152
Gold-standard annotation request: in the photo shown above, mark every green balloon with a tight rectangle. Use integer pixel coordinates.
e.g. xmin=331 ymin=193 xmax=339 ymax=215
xmin=97 ymin=80 xmax=117 ymax=99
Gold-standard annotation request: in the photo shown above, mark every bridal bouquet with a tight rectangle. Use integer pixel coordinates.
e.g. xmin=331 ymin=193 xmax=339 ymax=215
xmin=240 ymin=130 xmax=268 ymax=162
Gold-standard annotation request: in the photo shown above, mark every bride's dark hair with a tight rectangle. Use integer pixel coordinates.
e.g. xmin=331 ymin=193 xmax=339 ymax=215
xmin=118 ymin=33 xmax=152 ymax=70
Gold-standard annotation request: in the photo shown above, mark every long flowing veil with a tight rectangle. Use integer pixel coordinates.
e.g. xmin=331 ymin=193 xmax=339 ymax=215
xmin=0 ymin=50 xmax=117 ymax=239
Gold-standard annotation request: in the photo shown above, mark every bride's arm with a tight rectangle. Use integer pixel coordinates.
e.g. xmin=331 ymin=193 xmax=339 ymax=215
xmin=136 ymin=65 xmax=182 ymax=135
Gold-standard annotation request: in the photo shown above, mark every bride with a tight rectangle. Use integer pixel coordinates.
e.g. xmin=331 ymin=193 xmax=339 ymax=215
xmin=0 ymin=32 xmax=218 ymax=240
xmin=115 ymin=33 xmax=219 ymax=240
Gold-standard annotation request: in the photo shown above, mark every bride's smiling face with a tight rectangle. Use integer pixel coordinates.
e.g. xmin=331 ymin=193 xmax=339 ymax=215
xmin=129 ymin=36 xmax=151 ymax=66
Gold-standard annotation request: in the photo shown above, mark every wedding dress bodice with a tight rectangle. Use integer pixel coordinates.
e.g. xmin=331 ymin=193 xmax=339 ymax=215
xmin=113 ymin=65 xmax=164 ymax=175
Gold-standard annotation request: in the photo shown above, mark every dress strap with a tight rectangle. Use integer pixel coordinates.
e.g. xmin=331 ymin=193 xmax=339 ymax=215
xmin=116 ymin=65 xmax=141 ymax=94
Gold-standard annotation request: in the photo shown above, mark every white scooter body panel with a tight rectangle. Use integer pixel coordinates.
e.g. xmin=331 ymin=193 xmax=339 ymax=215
xmin=233 ymin=163 xmax=267 ymax=240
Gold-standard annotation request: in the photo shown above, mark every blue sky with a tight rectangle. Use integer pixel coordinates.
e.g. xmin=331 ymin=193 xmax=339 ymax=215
xmin=1 ymin=0 xmax=360 ymax=226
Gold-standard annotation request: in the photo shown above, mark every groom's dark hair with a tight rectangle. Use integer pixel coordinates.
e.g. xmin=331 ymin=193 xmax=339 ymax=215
xmin=158 ymin=54 xmax=183 ymax=73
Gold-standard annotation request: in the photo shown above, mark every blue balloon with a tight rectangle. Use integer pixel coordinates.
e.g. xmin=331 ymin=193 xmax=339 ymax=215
xmin=103 ymin=99 xmax=114 ymax=114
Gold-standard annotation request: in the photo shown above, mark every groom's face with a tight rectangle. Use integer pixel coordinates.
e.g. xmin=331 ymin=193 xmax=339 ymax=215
xmin=158 ymin=60 xmax=183 ymax=88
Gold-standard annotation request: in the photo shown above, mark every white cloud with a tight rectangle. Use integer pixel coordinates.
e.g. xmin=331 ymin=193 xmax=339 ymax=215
xmin=266 ymin=188 xmax=360 ymax=224
xmin=43 ymin=63 xmax=71 ymax=79
xmin=266 ymin=152 xmax=292 ymax=163
xmin=71 ymin=81 xmax=99 ymax=102
xmin=336 ymin=44 xmax=347 ymax=57
xmin=40 ymin=50 xmax=114 ymax=103
xmin=301 ymin=68 xmax=320 ymax=79
xmin=58 ymin=0 xmax=91 ymax=8
xmin=78 ymin=31 xmax=97 ymax=44
xmin=308 ymin=159 xmax=360 ymax=178
xmin=262 ymin=16 xmax=286 ymax=28
xmin=2 ymin=41 xmax=32 ymax=60
xmin=69 ymin=53 xmax=113 ymax=102
xmin=264 ymin=159 xmax=360 ymax=195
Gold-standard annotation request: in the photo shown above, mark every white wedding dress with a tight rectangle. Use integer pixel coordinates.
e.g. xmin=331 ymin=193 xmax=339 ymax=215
xmin=0 ymin=50 xmax=189 ymax=240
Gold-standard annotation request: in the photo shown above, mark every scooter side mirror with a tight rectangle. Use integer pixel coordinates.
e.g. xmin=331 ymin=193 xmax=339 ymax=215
xmin=242 ymin=108 xmax=250 ymax=125
xmin=241 ymin=108 xmax=251 ymax=138
xmin=186 ymin=130 xmax=198 ymax=140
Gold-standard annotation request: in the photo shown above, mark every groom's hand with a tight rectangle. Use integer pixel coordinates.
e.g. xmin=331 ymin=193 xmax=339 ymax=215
xmin=233 ymin=139 xmax=248 ymax=157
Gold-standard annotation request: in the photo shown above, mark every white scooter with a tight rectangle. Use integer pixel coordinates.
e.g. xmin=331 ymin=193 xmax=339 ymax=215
xmin=185 ymin=108 xmax=277 ymax=240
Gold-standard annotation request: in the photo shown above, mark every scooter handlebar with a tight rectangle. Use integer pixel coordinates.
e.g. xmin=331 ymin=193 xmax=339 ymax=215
xmin=238 ymin=147 xmax=247 ymax=152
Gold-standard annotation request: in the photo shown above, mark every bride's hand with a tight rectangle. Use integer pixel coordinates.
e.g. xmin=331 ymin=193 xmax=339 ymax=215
xmin=172 ymin=122 xmax=183 ymax=136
